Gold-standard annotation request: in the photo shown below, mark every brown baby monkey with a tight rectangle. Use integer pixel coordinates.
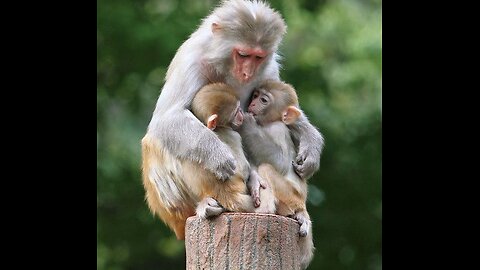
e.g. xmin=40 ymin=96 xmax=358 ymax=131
xmin=238 ymin=80 xmax=315 ymax=269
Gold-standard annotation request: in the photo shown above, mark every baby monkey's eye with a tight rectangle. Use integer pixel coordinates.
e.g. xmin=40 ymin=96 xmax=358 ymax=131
xmin=260 ymin=97 xmax=268 ymax=104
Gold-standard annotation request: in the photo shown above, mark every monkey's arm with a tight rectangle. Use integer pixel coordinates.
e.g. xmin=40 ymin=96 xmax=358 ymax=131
xmin=237 ymin=113 xmax=263 ymax=137
xmin=148 ymin=107 xmax=236 ymax=181
xmin=289 ymin=113 xmax=324 ymax=180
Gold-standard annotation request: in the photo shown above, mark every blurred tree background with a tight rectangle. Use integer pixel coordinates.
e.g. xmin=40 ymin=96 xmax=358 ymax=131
xmin=97 ymin=0 xmax=381 ymax=269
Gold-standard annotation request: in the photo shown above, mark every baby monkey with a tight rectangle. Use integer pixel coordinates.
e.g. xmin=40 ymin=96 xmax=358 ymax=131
xmin=238 ymin=80 xmax=315 ymax=269
xmin=189 ymin=83 xmax=275 ymax=218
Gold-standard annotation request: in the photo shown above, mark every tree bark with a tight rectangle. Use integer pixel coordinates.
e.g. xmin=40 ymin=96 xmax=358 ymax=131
xmin=185 ymin=212 xmax=302 ymax=270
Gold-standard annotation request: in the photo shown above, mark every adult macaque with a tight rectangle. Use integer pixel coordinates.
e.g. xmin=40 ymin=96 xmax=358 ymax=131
xmin=141 ymin=0 xmax=323 ymax=239
xmin=238 ymin=80 xmax=315 ymax=269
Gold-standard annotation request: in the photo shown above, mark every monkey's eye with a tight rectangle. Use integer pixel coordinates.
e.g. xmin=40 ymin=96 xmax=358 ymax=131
xmin=238 ymin=51 xmax=249 ymax=58
xmin=255 ymin=55 xmax=264 ymax=60
xmin=252 ymin=91 xmax=259 ymax=99
xmin=260 ymin=97 xmax=268 ymax=104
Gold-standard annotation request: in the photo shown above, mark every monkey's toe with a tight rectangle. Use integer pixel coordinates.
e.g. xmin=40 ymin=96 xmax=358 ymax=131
xmin=196 ymin=197 xmax=224 ymax=219
xmin=254 ymin=197 xmax=261 ymax=208
xmin=295 ymin=214 xmax=311 ymax=237
xmin=299 ymin=225 xmax=308 ymax=237
xmin=205 ymin=205 xmax=224 ymax=217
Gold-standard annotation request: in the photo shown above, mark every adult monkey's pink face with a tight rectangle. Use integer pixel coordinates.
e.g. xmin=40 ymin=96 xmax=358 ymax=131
xmin=232 ymin=47 xmax=268 ymax=84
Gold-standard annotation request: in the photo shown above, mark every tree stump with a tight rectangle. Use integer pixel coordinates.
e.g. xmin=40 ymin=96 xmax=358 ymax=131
xmin=185 ymin=212 xmax=302 ymax=270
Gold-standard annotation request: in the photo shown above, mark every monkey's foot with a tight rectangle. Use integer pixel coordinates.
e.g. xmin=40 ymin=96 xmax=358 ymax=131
xmin=294 ymin=213 xmax=311 ymax=237
xmin=254 ymin=190 xmax=276 ymax=214
xmin=247 ymin=169 xmax=268 ymax=208
xmin=196 ymin=197 xmax=225 ymax=219
xmin=255 ymin=201 xmax=276 ymax=214
xmin=248 ymin=183 xmax=263 ymax=208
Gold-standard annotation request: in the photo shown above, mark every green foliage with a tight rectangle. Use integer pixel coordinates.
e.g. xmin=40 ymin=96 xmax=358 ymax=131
xmin=97 ymin=0 xmax=381 ymax=269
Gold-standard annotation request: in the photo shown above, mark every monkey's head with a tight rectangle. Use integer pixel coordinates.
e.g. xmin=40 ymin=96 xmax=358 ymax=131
xmin=248 ymin=80 xmax=301 ymax=126
xmin=205 ymin=0 xmax=287 ymax=84
xmin=192 ymin=83 xmax=244 ymax=130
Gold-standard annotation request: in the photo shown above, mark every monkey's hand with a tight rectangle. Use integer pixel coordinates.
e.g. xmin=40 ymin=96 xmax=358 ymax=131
xmin=204 ymin=143 xmax=237 ymax=181
xmin=289 ymin=114 xmax=323 ymax=180
xmin=293 ymin=147 xmax=320 ymax=180
xmin=247 ymin=170 xmax=267 ymax=208
xmin=241 ymin=113 xmax=258 ymax=129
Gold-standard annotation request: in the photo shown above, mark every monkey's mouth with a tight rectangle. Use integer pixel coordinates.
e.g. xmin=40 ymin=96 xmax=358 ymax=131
xmin=247 ymin=111 xmax=257 ymax=117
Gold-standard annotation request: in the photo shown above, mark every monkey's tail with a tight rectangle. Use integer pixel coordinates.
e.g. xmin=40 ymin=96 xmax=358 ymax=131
xmin=299 ymin=228 xmax=315 ymax=270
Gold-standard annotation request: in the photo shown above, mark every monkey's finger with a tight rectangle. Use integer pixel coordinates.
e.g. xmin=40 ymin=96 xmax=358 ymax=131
xmin=217 ymin=161 xmax=236 ymax=181
xmin=205 ymin=198 xmax=225 ymax=217
xmin=207 ymin=198 xmax=223 ymax=209
xmin=225 ymin=159 xmax=236 ymax=174
xmin=295 ymin=153 xmax=306 ymax=165
xmin=250 ymin=186 xmax=261 ymax=207
xmin=301 ymin=158 xmax=318 ymax=179
xmin=244 ymin=113 xmax=255 ymax=122
xmin=299 ymin=223 xmax=308 ymax=237
xmin=205 ymin=205 xmax=225 ymax=218
xmin=292 ymin=161 xmax=305 ymax=179
xmin=254 ymin=197 xmax=261 ymax=208
xmin=216 ymin=171 xmax=231 ymax=181
xmin=197 ymin=197 xmax=225 ymax=218
xmin=294 ymin=213 xmax=310 ymax=237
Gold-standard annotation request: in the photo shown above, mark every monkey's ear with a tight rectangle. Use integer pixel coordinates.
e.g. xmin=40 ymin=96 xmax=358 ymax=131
xmin=282 ymin=106 xmax=301 ymax=125
xmin=207 ymin=114 xmax=218 ymax=130
xmin=211 ymin=23 xmax=221 ymax=33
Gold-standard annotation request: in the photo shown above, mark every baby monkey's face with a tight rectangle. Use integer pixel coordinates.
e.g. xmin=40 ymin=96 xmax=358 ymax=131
xmin=248 ymin=89 xmax=274 ymax=124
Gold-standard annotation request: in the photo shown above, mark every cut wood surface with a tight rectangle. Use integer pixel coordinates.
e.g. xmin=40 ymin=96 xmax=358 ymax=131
xmin=185 ymin=212 xmax=302 ymax=270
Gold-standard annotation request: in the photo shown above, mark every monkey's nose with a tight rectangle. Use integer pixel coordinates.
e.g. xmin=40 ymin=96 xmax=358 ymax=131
xmin=243 ymin=69 xmax=253 ymax=80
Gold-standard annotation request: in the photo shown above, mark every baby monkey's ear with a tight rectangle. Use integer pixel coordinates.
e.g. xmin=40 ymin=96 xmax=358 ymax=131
xmin=282 ymin=106 xmax=301 ymax=125
xmin=207 ymin=114 xmax=218 ymax=130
